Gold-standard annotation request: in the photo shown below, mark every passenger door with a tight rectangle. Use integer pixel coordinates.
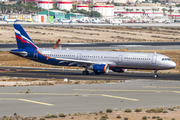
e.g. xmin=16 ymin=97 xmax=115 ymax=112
xmin=118 ymin=55 xmax=123 ymax=63
xmin=77 ymin=53 xmax=81 ymax=60
xmin=152 ymin=55 xmax=157 ymax=64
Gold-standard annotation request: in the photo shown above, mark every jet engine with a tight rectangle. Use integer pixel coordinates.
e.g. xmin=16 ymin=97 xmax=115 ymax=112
xmin=111 ymin=68 xmax=127 ymax=73
xmin=89 ymin=64 xmax=109 ymax=74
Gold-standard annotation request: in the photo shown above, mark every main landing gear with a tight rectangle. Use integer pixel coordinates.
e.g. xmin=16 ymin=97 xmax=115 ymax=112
xmin=82 ymin=67 xmax=89 ymax=75
xmin=154 ymin=70 xmax=158 ymax=78
xmin=82 ymin=70 xmax=89 ymax=75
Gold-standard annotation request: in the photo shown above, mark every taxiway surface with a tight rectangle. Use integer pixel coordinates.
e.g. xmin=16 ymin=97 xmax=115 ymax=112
xmin=1 ymin=80 xmax=180 ymax=117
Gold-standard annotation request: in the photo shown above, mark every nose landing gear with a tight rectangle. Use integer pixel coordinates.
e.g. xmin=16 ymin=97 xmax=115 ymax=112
xmin=154 ymin=70 xmax=158 ymax=78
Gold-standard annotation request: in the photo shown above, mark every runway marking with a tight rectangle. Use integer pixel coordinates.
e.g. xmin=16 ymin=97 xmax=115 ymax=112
xmin=101 ymin=94 xmax=139 ymax=101
xmin=19 ymin=99 xmax=54 ymax=106
xmin=0 ymin=92 xmax=138 ymax=101
xmin=0 ymin=98 xmax=54 ymax=106
xmin=73 ymin=89 xmax=180 ymax=93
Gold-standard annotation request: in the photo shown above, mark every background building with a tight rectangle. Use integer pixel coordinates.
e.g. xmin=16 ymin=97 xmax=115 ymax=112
xmin=38 ymin=0 xmax=53 ymax=9
xmin=113 ymin=0 xmax=145 ymax=4
xmin=65 ymin=13 xmax=84 ymax=19
xmin=57 ymin=0 xmax=72 ymax=11
xmin=77 ymin=4 xmax=89 ymax=11
xmin=93 ymin=4 xmax=114 ymax=17
xmin=38 ymin=10 xmax=66 ymax=19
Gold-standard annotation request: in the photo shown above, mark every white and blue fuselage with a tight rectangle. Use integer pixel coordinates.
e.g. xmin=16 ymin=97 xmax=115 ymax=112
xmin=10 ymin=24 xmax=176 ymax=78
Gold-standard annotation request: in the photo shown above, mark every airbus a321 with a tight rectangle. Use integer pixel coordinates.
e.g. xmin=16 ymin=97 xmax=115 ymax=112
xmin=10 ymin=24 xmax=176 ymax=78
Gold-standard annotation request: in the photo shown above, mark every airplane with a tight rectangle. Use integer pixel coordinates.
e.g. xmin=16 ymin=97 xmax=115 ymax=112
xmin=4 ymin=16 xmax=18 ymax=23
xmin=10 ymin=24 xmax=176 ymax=78
xmin=58 ymin=18 xmax=72 ymax=24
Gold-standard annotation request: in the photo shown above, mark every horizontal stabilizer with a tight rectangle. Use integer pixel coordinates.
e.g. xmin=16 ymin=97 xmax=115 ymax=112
xmin=10 ymin=49 xmax=28 ymax=56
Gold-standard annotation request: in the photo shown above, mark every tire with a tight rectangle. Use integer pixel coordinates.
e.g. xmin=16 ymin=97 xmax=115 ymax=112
xmin=94 ymin=72 xmax=101 ymax=75
xmin=82 ymin=71 xmax=89 ymax=75
xmin=154 ymin=74 xmax=158 ymax=78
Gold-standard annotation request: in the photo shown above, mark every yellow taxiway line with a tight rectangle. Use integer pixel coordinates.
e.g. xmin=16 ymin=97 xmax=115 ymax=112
xmin=19 ymin=99 xmax=54 ymax=106
xmin=0 ymin=98 xmax=54 ymax=106
xmin=0 ymin=92 xmax=139 ymax=101
xmin=101 ymin=94 xmax=139 ymax=101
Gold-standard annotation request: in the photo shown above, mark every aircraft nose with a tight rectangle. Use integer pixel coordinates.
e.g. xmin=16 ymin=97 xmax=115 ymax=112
xmin=170 ymin=61 xmax=176 ymax=68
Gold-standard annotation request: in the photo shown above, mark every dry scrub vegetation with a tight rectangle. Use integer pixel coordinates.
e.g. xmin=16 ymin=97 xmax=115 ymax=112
xmin=1 ymin=25 xmax=180 ymax=43
xmin=0 ymin=76 xmax=124 ymax=87
xmin=0 ymin=49 xmax=179 ymax=73
xmin=2 ymin=107 xmax=180 ymax=120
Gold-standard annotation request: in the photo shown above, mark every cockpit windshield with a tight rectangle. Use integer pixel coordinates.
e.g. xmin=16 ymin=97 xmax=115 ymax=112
xmin=162 ymin=58 xmax=171 ymax=61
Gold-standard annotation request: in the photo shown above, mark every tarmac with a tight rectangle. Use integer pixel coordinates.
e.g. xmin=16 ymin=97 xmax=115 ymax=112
xmin=0 ymin=67 xmax=180 ymax=80
xmin=1 ymin=79 xmax=180 ymax=117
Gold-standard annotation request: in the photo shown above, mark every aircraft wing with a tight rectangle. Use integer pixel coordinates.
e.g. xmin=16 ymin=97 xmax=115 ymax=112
xmin=55 ymin=58 xmax=116 ymax=66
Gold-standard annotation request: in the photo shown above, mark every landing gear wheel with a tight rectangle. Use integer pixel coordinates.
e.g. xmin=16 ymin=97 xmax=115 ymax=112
xmin=154 ymin=70 xmax=158 ymax=78
xmin=94 ymin=72 xmax=101 ymax=75
xmin=154 ymin=74 xmax=158 ymax=78
xmin=82 ymin=71 xmax=89 ymax=75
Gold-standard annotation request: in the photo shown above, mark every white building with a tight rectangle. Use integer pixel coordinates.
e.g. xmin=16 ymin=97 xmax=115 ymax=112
xmin=37 ymin=0 xmax=53 ymax=9
xmin=113 ymin=0 xmax=145 ymax=4
xmin=77 ymin=4 xmax=89 ymax=11
xmin=93 ymin=5 xmax=114 ymax=17
xmin=114 ymin=6 xmax=164 ymax=17
xmin=57 ymin=0 xmax=72 ymax=11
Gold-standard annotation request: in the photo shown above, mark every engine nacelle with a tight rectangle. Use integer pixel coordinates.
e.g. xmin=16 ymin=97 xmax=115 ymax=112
xmin=111 ymin=68 xmax=127 ymax=73
xmin=89 ymin=64 xmax=109 ymax=74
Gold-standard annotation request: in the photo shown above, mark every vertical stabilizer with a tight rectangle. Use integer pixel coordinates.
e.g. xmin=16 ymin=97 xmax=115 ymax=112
xmin=13 ymin=24 xmax=38 ymax=49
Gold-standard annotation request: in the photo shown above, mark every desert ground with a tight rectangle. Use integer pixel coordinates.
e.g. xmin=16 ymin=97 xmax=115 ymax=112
xmin=1 ymin=25 xmax=180 ymax=43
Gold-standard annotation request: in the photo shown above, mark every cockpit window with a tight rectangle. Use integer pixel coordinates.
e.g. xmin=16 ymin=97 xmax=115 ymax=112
xmin=162 ymin=58 xmax=171 ymax=61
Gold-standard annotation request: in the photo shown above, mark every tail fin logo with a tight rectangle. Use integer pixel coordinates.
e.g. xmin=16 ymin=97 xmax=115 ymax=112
xmin=14 ymin=28 xmax=38 ymax=49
